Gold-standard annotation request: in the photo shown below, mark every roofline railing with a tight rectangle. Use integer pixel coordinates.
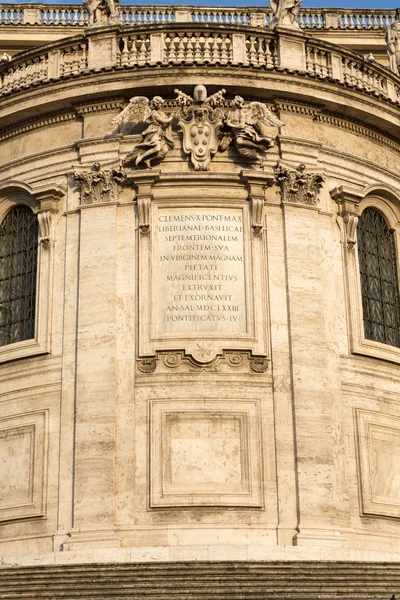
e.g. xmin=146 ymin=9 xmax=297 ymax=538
xmin=0 ymin=4 xmax=398 ymax=29
xmin=0 ymin=23 xmax=399 ymax=109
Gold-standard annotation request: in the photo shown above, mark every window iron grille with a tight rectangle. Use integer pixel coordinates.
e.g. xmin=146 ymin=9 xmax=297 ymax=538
xmin=357 ymin=207 xmax=400 ymax=349
xmin=0 ymin=205 xmax=38 ymax=346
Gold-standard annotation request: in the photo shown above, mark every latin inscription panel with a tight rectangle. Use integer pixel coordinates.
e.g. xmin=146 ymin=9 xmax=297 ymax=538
xmin=156 ymin=207 xmax=246 ymax=334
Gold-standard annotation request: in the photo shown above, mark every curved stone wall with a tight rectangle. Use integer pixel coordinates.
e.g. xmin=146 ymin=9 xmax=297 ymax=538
xmin=0 ymin=23 xmax=400 ymax=567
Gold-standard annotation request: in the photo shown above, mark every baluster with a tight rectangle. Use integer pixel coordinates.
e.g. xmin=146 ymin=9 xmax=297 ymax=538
xmin=255 ymin=36 xmax=265 ymax=67
xmin=248 ymin=36 xmax=257 ymax=65
xmin=203 ymin=36 xmax=211 ymax=62
xmin=265 ymin=39 xmax=273 ymax=69
xmin=211 ymin=34 xmax=220 ymax=64
xmin=185 ymin=34 xmax=194 ymax=63
xmin=220 ymin=34 xmax=229 ymax=65
xmin=128 ymin=37 xmax=137 ymax=66
xmin=163 ymin=34 xmax=171 ymax=63
xmin=194 ymin=33 xmax=202 ymax=63
xmin=177 ymin=33 xmax=185 ymax=62
xmin=138 ymin=37 xmax=147 ymax=65
xmin=169 ymin=34 xmax=178 ymax=63
xmin=119 ymin=36 xmax=127 ymax=66
xmin=171 ymin=34 xmax=179 ymax=63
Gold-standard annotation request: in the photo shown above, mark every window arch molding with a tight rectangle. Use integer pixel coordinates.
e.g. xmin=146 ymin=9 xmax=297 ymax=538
xmin=0 ymin=179 xmax=64 ymax=363
xmin=331 ymin=183 xmax=400 ymax=364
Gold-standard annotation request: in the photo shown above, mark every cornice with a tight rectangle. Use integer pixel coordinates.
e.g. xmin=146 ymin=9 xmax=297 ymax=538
xmin=73 ymin=98 xmax=125 ymax=115
xmin=315 ymin=111 xmax=400 ymax=152
xmin=0 ymin=108 xmax=77 ymax=142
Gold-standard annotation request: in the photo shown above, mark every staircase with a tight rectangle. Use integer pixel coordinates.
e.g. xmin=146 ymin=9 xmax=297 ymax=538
xmin=0 ymin=561 xmax=399 ymax=599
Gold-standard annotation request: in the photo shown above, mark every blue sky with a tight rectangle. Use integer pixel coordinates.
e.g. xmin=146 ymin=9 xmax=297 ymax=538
xmin=12 ymin=0 xmax=400 ymax=7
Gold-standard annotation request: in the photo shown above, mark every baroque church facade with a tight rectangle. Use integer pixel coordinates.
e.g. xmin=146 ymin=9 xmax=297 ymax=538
xmin=0 ymin=1 xmax=400 ymax=597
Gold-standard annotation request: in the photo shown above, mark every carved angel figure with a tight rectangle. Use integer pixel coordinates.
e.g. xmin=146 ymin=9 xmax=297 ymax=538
xmin=385 ymin=22 xmax=400 ymax=75
xmin=269 ymin=0 xmax=301 ymax=28
xmin=112 ymin=96 xmax=174 ymax=168
xmin=85 ymin=0 xmax=119 ymax=25
xmin=220 ymin=96 xmax=284 ymax=163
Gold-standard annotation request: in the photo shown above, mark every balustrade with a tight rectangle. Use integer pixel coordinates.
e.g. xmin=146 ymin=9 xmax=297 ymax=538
xmin=0 ymin=4 xmax=397 ymax=29
xmin=119 ymin=7 xmax=174 ymax=25
xmin=191 ymin=9 xmax=249 ymax=26
xmin=59 ymin=42 xmax=87 ymax=76
xmin=246 ymin=34 xmax=276 ymax=68
xmin=118 ymin=34 xmax=151 ymax=66
xmin=163 ymin=31 xmax=232 ymax=65
xmin=0 ymin=53 xmax=48 ymax=94
xmin=0 ymin=26 xmax=398 ymax=108
xmin=306 ymin=46 xmax=332 ymax=78
xmin=342 ymin=56 xmax=387 ymax=97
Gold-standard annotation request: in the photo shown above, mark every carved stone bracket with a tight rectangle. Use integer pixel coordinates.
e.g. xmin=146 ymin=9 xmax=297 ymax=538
xmin=330 ymin=185 xmax=363 ymax=250
xmin=275 ymin=162 xmax=325 ymax=206
xmin=124 ymin=169 xmax=160 ymax=234
xmin=136 ymin=350 xmax=269 ymax=374
xmin=73 ymin=162 xmax=125 ymax=206
xmin=37 ymin=211 xmax=52 ymax=249
xmin=241 ymin=170 xmax=274 ymax=235
xmin=33 ymin=183 xmax=65 ymax=248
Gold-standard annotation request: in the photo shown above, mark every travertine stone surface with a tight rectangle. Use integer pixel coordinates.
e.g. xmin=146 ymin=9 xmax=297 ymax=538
xmin=0 ymin=20 xmax=400 ymax=574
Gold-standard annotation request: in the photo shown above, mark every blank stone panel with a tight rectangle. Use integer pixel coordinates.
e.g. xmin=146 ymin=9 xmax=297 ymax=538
xmin=150 ymin=400 xmax=262 ymax=507
xmin=0 ymin=411 xmax=47 ymax=521
xmin=356 ymin=409 xmax=400 ymax=518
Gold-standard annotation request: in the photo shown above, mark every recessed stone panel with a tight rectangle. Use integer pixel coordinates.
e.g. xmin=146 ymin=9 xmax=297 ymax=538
xmin=150 ymin=399 xmax=262 ymax=507
xmin=356 ymin=409 xmax=400 ymax=518
xmin=0 ymin=411 xmax=48 ymax=521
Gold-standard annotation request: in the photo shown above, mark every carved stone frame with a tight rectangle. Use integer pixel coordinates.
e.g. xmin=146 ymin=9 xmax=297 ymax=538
xmin=136 ymin=172 xmax=270 ymax=365
xmin=0 ymin=181 xmax=64 ymax=363
xmin=332 ymin=184 xmax=400 ymax=364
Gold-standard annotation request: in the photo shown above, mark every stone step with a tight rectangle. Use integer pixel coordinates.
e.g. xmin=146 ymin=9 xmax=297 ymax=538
xmin=0 ymin=562 xmax=399 ymax=599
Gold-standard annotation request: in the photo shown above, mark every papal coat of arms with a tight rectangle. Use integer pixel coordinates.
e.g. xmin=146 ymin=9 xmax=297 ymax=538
xmin=112 ymin=84 xmax=284 ymax=170
xmin=175 ymin=85 xmax=226 ymax=170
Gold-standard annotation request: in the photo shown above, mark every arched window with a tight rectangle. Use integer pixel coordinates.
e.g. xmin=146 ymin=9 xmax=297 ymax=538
xmin=357 ymin=207 xmax=400 ymax=348
xmin=0 ymin=205 xmax=38 ymax=347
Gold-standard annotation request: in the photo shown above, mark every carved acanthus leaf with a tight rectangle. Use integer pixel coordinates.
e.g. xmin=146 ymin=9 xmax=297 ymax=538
xmin=73 ymin=162 xmax=125 ymax=205
xmin=275 ymin=162 xmax=324 ymax=206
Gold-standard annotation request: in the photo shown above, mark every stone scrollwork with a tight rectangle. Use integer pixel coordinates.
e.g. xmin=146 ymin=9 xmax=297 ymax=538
xmin=73 ymin=162 xmax=125 ymax=205
xmin=342 ymin=212 xmax=359 ymax=251
xmin=37 ymin=211 xmax=53 ymax=249
xmin=329 ymin=185 xmax=362 ymax=251
xmin=275 ymin=162 xmax=325 ymax=206
xmin=149 ymin=350 xmax=270 ymax=373
xmin=137 ymin=195 xmax=151 ymax=235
